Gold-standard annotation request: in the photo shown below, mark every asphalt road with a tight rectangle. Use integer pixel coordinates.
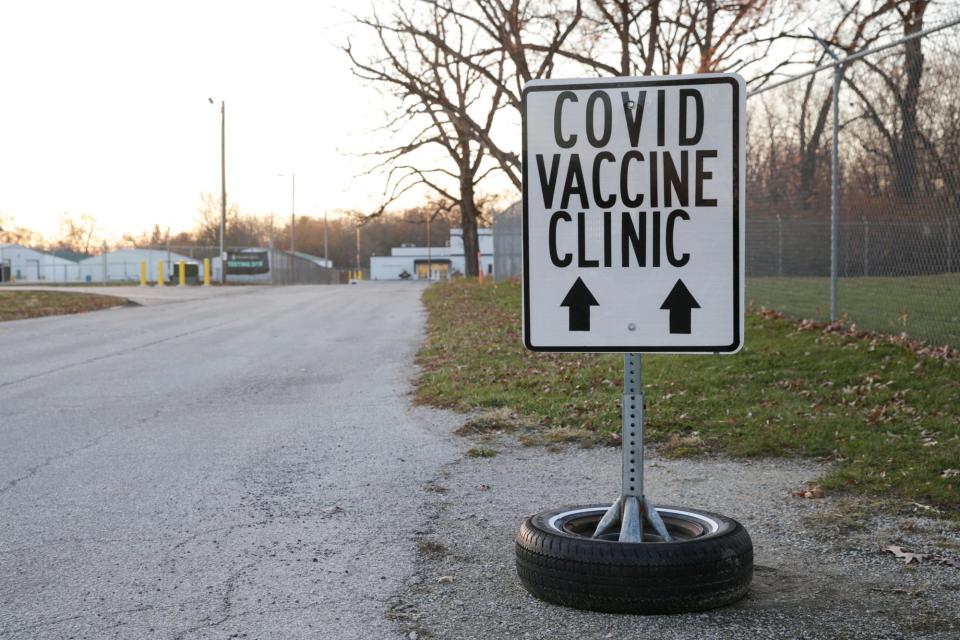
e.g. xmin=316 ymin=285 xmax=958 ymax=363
xmin=0 ymin=283 xmax=459 ymax=639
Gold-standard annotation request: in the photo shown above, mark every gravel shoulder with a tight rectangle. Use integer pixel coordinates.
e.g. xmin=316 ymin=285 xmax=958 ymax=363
xmin=393 ymin=431 xmax=960 ymax=640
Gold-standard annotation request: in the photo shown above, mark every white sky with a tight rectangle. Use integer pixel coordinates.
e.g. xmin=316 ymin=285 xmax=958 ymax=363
xmin=0 ymin=1 xmax=432 ymax=241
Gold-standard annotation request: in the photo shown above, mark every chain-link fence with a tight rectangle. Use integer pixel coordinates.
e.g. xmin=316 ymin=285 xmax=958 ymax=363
xmin=747 ymin=18 xmax=960 ymax=348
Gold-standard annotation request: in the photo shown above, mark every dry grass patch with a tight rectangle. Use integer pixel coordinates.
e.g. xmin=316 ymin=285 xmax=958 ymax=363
xmin=0 ymin=290 xmax=128 ymax=321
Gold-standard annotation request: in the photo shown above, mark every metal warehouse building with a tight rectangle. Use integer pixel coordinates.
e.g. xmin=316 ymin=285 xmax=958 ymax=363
xmin=77 ymin=249 xmax=200 ymax=283
xmin=0 ymin=243 xmax=81 ymax=282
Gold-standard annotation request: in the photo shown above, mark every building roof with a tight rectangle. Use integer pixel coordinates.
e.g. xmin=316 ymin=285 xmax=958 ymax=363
xmin=0 ymin=243 xmax=81 ymax=264
xmin=49 ymin=249 xmax=91 ymax=262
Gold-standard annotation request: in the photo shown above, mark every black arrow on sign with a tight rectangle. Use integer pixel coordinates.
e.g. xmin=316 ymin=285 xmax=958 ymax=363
xmin=561 ymin=277 xmax=599 ymax=331
xmin=660 ymin=279 xmax=701 ymax=334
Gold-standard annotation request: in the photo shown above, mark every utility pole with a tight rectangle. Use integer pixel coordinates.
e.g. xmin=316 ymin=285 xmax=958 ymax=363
xmin=290 ymin=173 xmax=296 ymax=253
xmin=220 ymin=101 xmax=226 ymax=284
xmin=355 ymin=224 xmax=361 ymax=278
xmin=323 ymin=210 xmax=329 ymax=266
xmin=209 ymin=97 xmax=228 ymax=285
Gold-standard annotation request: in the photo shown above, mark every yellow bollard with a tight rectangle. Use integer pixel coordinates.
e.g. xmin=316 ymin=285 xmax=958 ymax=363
xmin=178 ymin=260 xmax=186 ymax=286
xmin=203 ymin=258 xmax=211 ymax=286
xmin=157 ymin=260 xmax=164 ymax=286
xmin=139 ymin=261 xmax=147 ymax=287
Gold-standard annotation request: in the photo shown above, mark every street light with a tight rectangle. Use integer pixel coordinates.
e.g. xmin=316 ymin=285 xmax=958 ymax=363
xmin=208 ymin=97 xmax=227 ymax=284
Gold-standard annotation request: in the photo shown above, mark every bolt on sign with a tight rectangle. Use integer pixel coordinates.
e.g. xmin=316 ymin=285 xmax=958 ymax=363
xmin=522 ymin=75 xmax=745 ymax=352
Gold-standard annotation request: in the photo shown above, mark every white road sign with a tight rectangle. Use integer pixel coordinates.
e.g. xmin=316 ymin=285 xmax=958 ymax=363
xmin=522 ymin=74 xmax=745 ymax=353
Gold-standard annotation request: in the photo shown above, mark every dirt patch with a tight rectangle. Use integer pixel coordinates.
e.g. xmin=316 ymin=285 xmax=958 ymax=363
xmin=454 ymin=408 xmax=537 ymax=436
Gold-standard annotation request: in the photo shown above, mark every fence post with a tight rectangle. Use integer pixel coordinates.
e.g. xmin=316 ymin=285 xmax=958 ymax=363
xmin=830 ymin=62 xmax=840 ymax=320
xmin=813 ymin=32 xmax=841 ymax=322
xmin=140 ymin=261 xmax=147 ymax=286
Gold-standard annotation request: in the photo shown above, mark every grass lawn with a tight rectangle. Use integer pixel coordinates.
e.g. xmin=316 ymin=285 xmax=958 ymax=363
xmin=748 ymin=273 xmax=960 ymax=349
xmin=417 ymin=279 xmax=960 ymax=514
xmin=0 ymin=290 xmax=128 ymax=321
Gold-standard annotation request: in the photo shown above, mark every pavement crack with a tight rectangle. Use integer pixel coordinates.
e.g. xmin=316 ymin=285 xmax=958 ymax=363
xmin=0 ymin=410 xmax=161 ymax=496
xmin=159 ymin=520 xmax=269 ymax=574
xmin=0 ymin=319 xmax=243 ymax=390
xmin=172 ymin=561 xmax=256 ymax=640
xmin=0 ymin=604 xmax=160 ymax=636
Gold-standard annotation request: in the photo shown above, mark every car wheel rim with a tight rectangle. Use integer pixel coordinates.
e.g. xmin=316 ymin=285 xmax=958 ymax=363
xmin=547 ymin=506 xmax=719 ymax=542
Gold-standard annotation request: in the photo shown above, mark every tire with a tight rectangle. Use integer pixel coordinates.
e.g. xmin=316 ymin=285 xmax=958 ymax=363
xmin=516 ymin=504 xmax=753 ymax=614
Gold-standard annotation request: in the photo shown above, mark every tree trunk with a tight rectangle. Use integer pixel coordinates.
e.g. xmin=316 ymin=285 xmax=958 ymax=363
xmin=798 ymin=92 xmax=833 ymax=210
xmin=618 ymin=0 xmax=630 ymax=76
xmin=892 ymin=1 xmax=926 ymax=201
xmin=459 ymin=176 xmax=480 ymax=277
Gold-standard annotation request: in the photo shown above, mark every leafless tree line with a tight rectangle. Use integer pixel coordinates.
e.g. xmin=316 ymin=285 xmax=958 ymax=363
xmin=348 ymin=0 xmax=958 ymax=273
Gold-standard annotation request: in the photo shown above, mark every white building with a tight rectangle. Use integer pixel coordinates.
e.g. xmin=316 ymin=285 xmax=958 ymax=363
xmin=77 ymin=248 xmax=200 ymax=283
xmin=0 ymin=243 xmax=81 ymax=282
xmin=370 ymin=229 xmax=494 ymax=281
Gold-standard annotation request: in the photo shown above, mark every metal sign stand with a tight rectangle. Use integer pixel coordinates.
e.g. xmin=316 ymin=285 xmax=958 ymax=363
xmin=592 ymin=354 xmax=671 ymax=542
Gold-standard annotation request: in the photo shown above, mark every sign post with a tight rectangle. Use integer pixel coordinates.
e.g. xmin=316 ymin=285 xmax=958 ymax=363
xmin=516 ymin=74 xmax=752 ymax=614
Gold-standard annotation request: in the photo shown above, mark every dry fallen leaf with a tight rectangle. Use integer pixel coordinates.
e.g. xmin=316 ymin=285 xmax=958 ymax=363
xmin=911 ymin=502 xmax=943 ymax=514
xmin=437 ymin=575 xmax=454 ymax=583
xmin=791 ymin=483 xmax=825 ymax=499
xmin=884 ymin=544 xmax=929 ymax=564
xmin=942 ymin=469 xmax=960 ymax=479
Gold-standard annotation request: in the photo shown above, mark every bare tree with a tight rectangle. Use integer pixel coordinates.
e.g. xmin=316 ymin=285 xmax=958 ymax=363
xmin=369 ymin=0 xmax=801 ymax=198
xmin=193 ymin=193 xmax=274 ymax=249
xmin=347 ymin=1 xmax=511 ymax=275
xmin=50 ymin=213 xmax=98 ymax=255
xmin=578 ymin=0 xmax=797 ymax=82
xmin=0 ymin=215 xmax=43 ymax=247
